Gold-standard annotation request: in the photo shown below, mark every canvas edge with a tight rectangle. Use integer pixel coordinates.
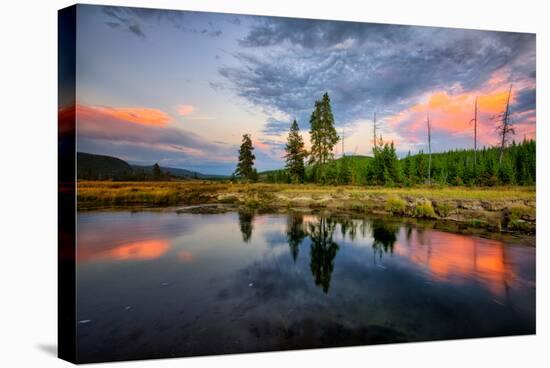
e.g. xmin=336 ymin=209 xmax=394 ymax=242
xmin=58 ymin=4 xmax=77 ymax=364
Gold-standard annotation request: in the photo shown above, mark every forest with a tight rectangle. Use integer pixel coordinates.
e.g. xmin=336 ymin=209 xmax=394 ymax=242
xmin=235 ymin=91 xmax=536 ymax=187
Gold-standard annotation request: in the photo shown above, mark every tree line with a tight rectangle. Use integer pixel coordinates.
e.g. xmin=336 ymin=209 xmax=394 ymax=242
xmin=235 ymin=90 xmax=535 ymax=186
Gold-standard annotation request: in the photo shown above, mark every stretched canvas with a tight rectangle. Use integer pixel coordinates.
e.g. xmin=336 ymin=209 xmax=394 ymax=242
xmin=58 ymin=3 xmax=536 ymax=364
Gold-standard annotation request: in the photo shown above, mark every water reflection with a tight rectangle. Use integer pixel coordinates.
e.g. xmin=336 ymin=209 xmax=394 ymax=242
xmin=232 ymin=212 xmax=522 ymax=296
xmin=309 ymin=217 xmax=339 ymax=293
xmin=371 ymin=219 xmax=399 ymax=259
xmin=393 ymin=230 xmax=516 ymax=299
xmin=238 ymin=210 xmax=254 ymax=242
xmin=76 ymin=210 xmax=535 ymax=362
xmin=286 ymin=213 xmax=307 ymax=262
xmin=78 ymin=239 xmax=170 ymax=262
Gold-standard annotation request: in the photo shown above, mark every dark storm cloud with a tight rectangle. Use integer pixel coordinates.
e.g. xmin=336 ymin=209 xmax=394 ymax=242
xmin=221 ymin=17 xmax=535 ymax=131
xmin=240 ymin=17 xmax=411 ymax=49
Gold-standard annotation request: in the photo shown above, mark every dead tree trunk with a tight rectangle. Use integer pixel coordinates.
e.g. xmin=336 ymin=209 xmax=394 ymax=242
xmin=342 ymin=127 xmax=345 ymax=158
xmin=470 ymin=97 xmax=478 ymax=172
xmin=498 ymin=85 xmax=513 ymax=166
xmin=427 ymin=112 xmax=432 ymax=184
xmin=373 ymin=112 xmax=377 ymax=153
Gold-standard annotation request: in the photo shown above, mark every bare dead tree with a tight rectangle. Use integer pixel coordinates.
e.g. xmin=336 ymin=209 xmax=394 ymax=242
xmin=427 ymin=112 xmax=432 ymax=184
xmin=469 ymin=97 xmax=478 ymax=172
xmin=342 ymin=127 xmax=345 ymax=157
xmin=497 ymin=85 xmax=515 ymax=165
xmin=372 ymin=112 xmax=377 ymax=152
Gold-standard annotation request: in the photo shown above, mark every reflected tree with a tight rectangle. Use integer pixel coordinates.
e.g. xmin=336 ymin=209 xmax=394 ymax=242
xmin=286 ymin=213 xmax=307 ymax=262
xmin=309 ymin=217 xmax=339 ymax=293
xmin=405 ymin=224 xmax=414 ymax=246
xmin=339 ymin=218 xmax=358 ymax=241
xmin=371 ymin=219 xmax=399 ymax=258
xmin=238 ymin=210 xmax=255 ymax=243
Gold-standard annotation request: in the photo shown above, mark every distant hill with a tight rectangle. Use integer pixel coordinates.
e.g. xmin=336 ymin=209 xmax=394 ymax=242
xmin=77 ymin=152 xmax=133 ymax=180
xmin=77 ymin=152 xmax=227 ymax=180
xmin=131 ymin=164 xmax=227 ymax=180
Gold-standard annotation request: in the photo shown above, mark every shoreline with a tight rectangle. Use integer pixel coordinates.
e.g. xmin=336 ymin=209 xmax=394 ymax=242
xmin=76 ymin=181 xmax=536 ymax=236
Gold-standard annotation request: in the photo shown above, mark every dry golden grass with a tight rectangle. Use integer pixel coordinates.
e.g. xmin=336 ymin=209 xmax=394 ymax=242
xmin=77 ymin=180 xmax=535 ymax=208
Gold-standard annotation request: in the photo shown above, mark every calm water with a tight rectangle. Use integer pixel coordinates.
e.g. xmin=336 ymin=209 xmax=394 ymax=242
xmin=76 ymin=210 xmax=535 ymax=362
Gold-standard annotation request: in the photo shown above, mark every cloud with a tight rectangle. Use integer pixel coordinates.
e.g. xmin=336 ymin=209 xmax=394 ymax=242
xmin=102 ymin=6 xmax=159 ymax=39
xmin=100 ymin=5 xmax=222 ymax=39
xmin=220 ymin=18 xmax=535 ymax=144
xmin=262 ymin=117 xmax=291 ymax=136
xmin=128 ymin=23 xmax=146 ymax=38
xmin=513 ymin=88 xmax=536 ymax=112
xmin=177 ymin=104 xmax=195 ymax=116
xmin=240 ymin=17 xmax=411 ymax=49
xmin=385 ymin=81 xmax=536 ymax=153
xmin=76 ymin=104 xmax=236 ymax=173
xmin=80 ymin=105 xmax=172 ymax=127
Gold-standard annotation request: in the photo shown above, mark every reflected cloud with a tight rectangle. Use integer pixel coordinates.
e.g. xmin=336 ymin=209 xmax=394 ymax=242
xmin=394 ymin=231 xmax=514 ymax=298
xmin=78 ymin=239 xmax=170 ymax=262
xmin=178 ymin=249 xmax=194 ymax=263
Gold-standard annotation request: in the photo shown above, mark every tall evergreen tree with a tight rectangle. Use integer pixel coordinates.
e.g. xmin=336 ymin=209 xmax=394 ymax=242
xmin=309 ymin=93 xmax=339 ymax=181
xmin=339 ymin=157 xmax=352 ymax=185
xmin=235 ymin=134 xmax=256 ymax=180
xmin=284 ymin=120 xmax=307 ymax=182
xmin=153 ymin=163 xmax=162 ymax=180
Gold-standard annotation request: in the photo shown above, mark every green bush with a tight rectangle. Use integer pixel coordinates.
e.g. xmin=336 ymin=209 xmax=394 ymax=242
xmin=508 ymin=219 xmax=529 ymax=231
xmin=385 ymin=196 xmax=407 ymax=215
xmin=414 ymin=201 xmax=437 ymax=219
xmin=435 ymin=202 xmax=455 ymax=217
xmin=470 ymin=218 xmax=488 ymax=228
xmin=509 ymin=205 xmax=534 ymax=221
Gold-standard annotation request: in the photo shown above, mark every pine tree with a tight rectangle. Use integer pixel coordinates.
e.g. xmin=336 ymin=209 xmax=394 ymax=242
xmin=416 ymin=150 xmax=427 ymax=183
xmin=498 ymin=157 xmax=514 ymax=184
xmin=153 ymin=163 xmax=162 ymax=180
xmin=339 ymin=157 xmax=352 ymax=185
xmin=235 ymin=134 xmax=256 ymax=180
xmin=284 ymin=120 xmax=307 ymax=183
xmin=403 ymin=151 xmax=413 ymax=185
xmin=309 ymin=93 xmax=339 ymax=181
xmin=250 ymin=168 xmax=259 ymax=182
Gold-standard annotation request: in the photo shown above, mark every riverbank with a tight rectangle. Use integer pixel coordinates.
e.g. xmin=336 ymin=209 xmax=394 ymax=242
xmin=77 ymin=181 xmax=536 ymax=234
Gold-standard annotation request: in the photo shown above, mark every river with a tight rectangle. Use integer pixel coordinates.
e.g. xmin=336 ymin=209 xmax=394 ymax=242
xmin=75 ymin=210 xmax=535 ymax=362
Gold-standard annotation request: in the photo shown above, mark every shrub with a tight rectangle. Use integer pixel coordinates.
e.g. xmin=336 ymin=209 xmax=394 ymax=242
xmin=414 ymin=201 xmax=437 ymax=219
xmin=470 ymin=218 xmax=488 ymax=228
xmin=434 ymin=202 xmax=455 ymax=217
xmin=509 ymin=205 xmax=534 ymax=221
xmin=385 ymin=196 xmax=407 ymax=215
xmin=508 ymin=219 xmax=529 ymax=231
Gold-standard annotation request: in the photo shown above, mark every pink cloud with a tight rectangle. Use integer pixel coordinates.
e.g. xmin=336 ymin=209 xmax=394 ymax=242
xmin=79 ymin=105 xmax=172 ymax=127
xmin=177 ymin=104 xmax=195 ymax=116
xmin=385 ymin=70 xmax=536 ymax=149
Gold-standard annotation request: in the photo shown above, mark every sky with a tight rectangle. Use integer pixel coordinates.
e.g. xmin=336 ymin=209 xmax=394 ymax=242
xmin=72 ymin=4 xmax=536 ymax=175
